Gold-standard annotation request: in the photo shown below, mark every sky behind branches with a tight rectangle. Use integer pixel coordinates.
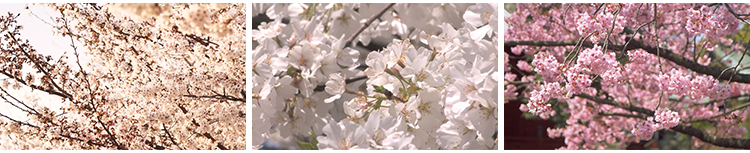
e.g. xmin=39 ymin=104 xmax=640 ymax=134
xmin=0 ymin=3 xmax=92 ymax=121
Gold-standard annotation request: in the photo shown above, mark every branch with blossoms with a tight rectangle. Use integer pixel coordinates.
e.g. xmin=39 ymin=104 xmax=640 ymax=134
xmin=507 ymin=38 xmax=750 ymax=148
xmin=576 ymin=94 xmax=750 ymax=149
xmin=505 ymin=40 xmax=750 ymax=83
xmin=505 ymin=3 xmax=750 ymax=150
xmin=2 ymin=3 xmax=247 ymax=150
xmin=254 ymin=3 xmax=498 ymax=150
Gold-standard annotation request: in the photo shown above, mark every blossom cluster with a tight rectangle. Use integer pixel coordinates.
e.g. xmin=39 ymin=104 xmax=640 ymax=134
xmin=656 ymin=69 xmax=730 ymax=100
xmin=0 ymin=3 xmax=246 ymax=150
xmin=526 ymin=82 xmax=563 ymax=117
xmin=253 ymin=3 xmax=498 ymax=150
xmin=631 ymin=109 xmax=681 ymax=140
xmin=684 ymin=5 xmax=738 ymax=38
xmin=575 ymin=10 xmax=626 ymax=42
xmin=505 ymin=3 xmax=750 ymax=149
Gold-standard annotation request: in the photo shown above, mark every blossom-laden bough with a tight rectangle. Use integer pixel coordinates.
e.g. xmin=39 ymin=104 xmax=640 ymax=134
xmin=0 ymin=3 xmax=245 ymax=150
xmin=505 ymin=3 xmax=750 ymax=149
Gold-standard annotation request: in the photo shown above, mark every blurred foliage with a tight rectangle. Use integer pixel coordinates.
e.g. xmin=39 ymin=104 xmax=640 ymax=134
xmin=504 ymin=3 xmax=517 ymax=14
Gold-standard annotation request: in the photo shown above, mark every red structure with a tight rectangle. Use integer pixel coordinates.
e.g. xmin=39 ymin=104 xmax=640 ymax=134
xmin=504 ymin=98 xmax=566 ymax=150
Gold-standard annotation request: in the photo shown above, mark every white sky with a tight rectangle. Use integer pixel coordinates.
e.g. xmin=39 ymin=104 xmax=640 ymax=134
xmin=0 ymin=3 xmax=91 ymax=121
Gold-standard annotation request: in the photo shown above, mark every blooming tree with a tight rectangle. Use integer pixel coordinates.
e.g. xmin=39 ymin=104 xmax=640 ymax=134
xmin=505 ymin=3 xmax=750 ymax=149
xmin=252 ymin=3 xmax=499 ymax=150
xmin=0 ymin=3 xmax=245 ymax=149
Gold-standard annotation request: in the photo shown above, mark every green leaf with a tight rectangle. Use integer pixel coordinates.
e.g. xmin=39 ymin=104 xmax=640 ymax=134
xmin=372 ymin=85 xmax=386 ymax=93
xmin=296 ymin=139 xmax=314 ymax=150
xmin=310 ymin=131 xmax=319 ymax=150
xmin=374 ymin=98 xmax=384 ymax=110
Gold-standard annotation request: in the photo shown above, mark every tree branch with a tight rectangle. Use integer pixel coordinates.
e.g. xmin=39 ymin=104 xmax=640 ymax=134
xmin=344 ymin=3 xmax=395 ymax=48
xmin=0 ymin=87 xmax=40 ymax=115
xmin=685 ymin=102 xmax=750 ymax=123
xmin=8 ymin=33 xmax=73 ymax=99
xmin=575 ymin=94 xmax=750 ymax=149
xmin=505 ymin=40 xmax=750 ymax=83
xmin=313 ymin=74 xmax=368 ymax=92
xmin=182 ymin=94 xmax=245 ymax=103
xmin=724 ymin=3 xmax=750 ymax=26
xmin=162 ymin=123 xmax=184 ymax=150
xmin=0 ymin=112 xmax=39 ymax=129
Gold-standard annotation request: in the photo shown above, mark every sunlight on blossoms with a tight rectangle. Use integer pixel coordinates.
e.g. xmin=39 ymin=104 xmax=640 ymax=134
xmin=0 ymin=3 xmax=245 ymax=150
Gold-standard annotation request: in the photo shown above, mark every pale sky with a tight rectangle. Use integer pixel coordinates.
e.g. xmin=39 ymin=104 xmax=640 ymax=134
xmin=0 ymin=3 xmax=92 ymax=121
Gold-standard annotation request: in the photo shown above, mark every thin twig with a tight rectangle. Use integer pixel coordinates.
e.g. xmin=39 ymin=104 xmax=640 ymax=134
xmin=724 ymin=3 xmax=750 ymax=25
xmin=162 ymin=123 xmax=184 ymax=150
xmin=562 ymin=4 xmax=572 ymax=25
xmin=0 ymin=112 xmax=39 ymax=128
xmin=313 ymin=74 xmax=368 ymax=92
xmin=685 ymin=102 xmax=750 ymax=123
xmin=344 ymin=3 xmax=395 ymax=48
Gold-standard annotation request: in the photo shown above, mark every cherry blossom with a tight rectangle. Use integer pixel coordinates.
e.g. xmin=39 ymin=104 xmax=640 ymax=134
xmin=1 ymin=3 xmax=245 ymax=150
xmin=506 ymin=3 xmax=750 ymax=149
xmin=253 ymin=3 xmax=498 ymax=150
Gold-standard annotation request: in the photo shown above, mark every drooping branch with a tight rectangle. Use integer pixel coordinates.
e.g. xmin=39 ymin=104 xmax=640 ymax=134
xmin=505 ymin=40 xmax=750 ymax=83
xmin=724 ymin=3 xmax=750 ymax=26
xmin=0 ymin=87 xmax=40 ymax=115
xmin=575 ymin=94 xmax=750 ymax=149
xmin=0 ymin=112 xmax=39 ymax=129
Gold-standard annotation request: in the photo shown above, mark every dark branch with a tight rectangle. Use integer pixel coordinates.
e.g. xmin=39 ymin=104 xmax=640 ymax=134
xmin=182 ymin=94 xmax=245 ymax=103
xmin=505 ymin=40 xmax=750 ymax=83
xmin=313 ymin=74 xmax=368 ymax=92
xmin=575 ymin=94 xmax=750 ymax=149
xmin=344 ymin=3 xmax=395 ymax=48
xmin=0 ymin=112 xmax=39 ymax=129
xmin=162 ymin=123 xmax=184 ymax=150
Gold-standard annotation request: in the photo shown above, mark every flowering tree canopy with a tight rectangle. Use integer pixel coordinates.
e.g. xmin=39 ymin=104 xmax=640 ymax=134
xmin=0 ymin=3 xmax=246 ymax=149
xmin=505 ymin=3 xmax=750 ymax=149
xmin=252 ymin=3 xmax=498 ymax=150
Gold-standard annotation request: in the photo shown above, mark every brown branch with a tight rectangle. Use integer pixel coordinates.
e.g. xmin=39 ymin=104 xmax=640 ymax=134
xmin=599 ymin=112 xmax=646 ymax=119
xmin=314 ymin=74 xmax=368 ymax=92
xmin=344 ymin=3 xmax=395 ymax=48
xmin=162 ymin=123 xmax=184 ymax=150
xmin=185 ymin=34 xmax=219 ymax=46
xmin=0 ymin=71 xmax=70 ymax=99
xmin=182 ymin=94 xmax=244 ymax=103
xmin=177 ymin=101 xmax=234 ymax=150
xmin=505 ymin=40 xmax=750 ymax=83
xmin=724 ymin=3 xmax=750 ymax=26
xmin=575 ymin=94 xmax=750 ymax=149
xmin=96 ymin=116 xmax=126 ymax=150
xmin=0 ymin=112 xmax=39 ymax=129
xmin=0 ymin=87 xmax=39 ymax=115
xmin=685 ymin=102 xmax=750 ymax=123
xmin=8 ymin=34 xmax=71 ymax=97
xmin=58 ymin=133 xmax=110 ymax=148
